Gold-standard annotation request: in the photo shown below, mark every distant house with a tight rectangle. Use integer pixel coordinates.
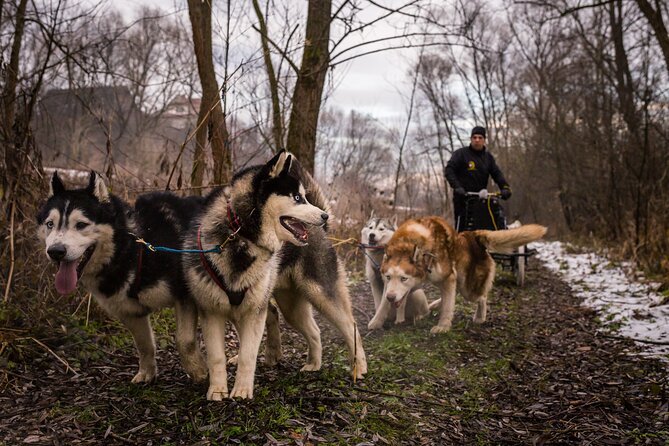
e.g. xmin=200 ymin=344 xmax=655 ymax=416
xmin=162 ymin=95 xmax=201 ymax=130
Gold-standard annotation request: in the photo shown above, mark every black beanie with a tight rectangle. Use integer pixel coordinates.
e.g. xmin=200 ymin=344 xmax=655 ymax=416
xmin=471 ymin=126 xmax=486 ymax=138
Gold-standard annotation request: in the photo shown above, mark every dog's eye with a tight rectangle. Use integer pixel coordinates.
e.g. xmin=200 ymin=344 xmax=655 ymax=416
xmin=75 ymin=222 xmax=89 ymax=230
xmin=293 ymin=194 xmax=303 ymax=203
xmin=385 ymin=275 xmax=390 ymax=281
xmin=400 ymin=277 xmax=408 ymax=282
xmin=46 ymin=221 xmax=54 ymax=229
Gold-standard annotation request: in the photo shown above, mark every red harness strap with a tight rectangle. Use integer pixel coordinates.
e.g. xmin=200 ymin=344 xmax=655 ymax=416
xmin=197 ymin=226 xmax=246 ymax=305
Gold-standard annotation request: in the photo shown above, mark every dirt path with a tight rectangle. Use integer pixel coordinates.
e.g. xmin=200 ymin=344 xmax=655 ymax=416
xmin=1 ymin=263 xmax=667 ymax=445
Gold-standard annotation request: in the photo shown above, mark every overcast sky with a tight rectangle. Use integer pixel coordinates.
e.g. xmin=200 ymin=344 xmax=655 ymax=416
xmin=113 ymin=0 xmax=418 ymax=124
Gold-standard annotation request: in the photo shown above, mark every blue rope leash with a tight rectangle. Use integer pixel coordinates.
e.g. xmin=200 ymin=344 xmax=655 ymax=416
xmin=131 ymin=227 xmax=240 ymax=255
xmin=359 ymin=243 xmax=383 ymax=270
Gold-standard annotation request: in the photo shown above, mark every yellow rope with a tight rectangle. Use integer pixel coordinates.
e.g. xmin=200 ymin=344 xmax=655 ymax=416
xmin=326 ymin=236 xmax=358 ymax=247
xmin=486 ymin=196 xmax=499 ymax=231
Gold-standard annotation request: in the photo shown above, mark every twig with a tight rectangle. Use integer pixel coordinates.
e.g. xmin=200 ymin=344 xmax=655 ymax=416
xmin=85 ymin=293 xmax=92 ymax=326
xmin=598 ymin=333 xmax=669 ymax=346
xmin=22 ymin=337 xmax=78 ymax=375
xmin=3 ymin=200 xmax=16 ymax=302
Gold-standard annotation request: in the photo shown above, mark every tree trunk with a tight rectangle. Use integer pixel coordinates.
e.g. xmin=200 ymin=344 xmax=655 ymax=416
xmin=252 ymin=0 xmax=284 ymax=152
xmin=1 ymin=0 xmax=29 ymax=198
xmin=187 ymin=0 xmax=232 ymax=192
xmin=285 ymin=0 xmax=331 ymax=174
xmin=635 ymin=0 xmax=669 ymax=75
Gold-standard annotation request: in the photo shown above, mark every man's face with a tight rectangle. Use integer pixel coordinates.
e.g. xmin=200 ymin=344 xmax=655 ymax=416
xmin=470 ymin=134 xmax=485 ymax=151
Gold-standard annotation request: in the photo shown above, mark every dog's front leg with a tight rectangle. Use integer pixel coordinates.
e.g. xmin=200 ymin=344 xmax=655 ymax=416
xmin=119 ymin=314 xmax=157 ymax=383
xmin=174 ymin=300 xmax=208 ymax=382
xmin=394 ymin=298 xmax=407 ymax=325
xmin=264 ymin=299 xmax=283 ymax=366
xmin=473 ymin=296 xmax=487 ymax=323
xmin=368 ymin=265 xmax=384 ymax=311
xmin=368 ymin=295 xmax=392 ymax=330
xmin=431 ymin=273 xmax=457 ymax=334
xmin=201 ymin=313 xmax=229 ymax=401
xmin=230 ymin=306 xmax=268 ymax=399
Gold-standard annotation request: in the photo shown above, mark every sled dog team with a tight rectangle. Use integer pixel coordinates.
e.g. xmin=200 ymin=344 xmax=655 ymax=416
xmin=37 ymin=151 xmax=546 ymax=400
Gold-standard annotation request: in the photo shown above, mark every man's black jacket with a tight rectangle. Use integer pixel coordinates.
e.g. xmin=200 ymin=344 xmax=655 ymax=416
xmin=444 ymin=145 xmax=509 ymax=193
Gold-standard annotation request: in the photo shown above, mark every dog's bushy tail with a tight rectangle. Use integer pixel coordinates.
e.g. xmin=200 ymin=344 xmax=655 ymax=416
xmin=475 ymin=224 xmax=547 ymax=253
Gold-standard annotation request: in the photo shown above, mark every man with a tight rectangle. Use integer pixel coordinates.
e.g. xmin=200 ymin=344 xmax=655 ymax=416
xmin=445 ymin=126 xmax=511 ymax=231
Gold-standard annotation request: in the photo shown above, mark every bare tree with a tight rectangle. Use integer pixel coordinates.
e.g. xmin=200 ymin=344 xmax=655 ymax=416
xmin=188 ymin=0 xmax=232 ymax=190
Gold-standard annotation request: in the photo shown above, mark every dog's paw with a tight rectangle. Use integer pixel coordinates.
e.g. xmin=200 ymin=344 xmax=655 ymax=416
xmin=430 ymin=324 xmax=451 ymax=334
xmin=472 ymin=315 xmax=486 ymax=324
xmin=229 ymin=384 xmax=254 ymax=399
xmin=184 ymin=358 xmax=208 ymax=383
xmin=207 ymin=386 xmax=229 ymax=401
xmin=131 ymin=368 xmax=157 ymax=384
xmin=394 ymin=317 xmax=405 ymax=325
xmin=352 ymin=357 xmax=368 ymax=378
xmin=265 ymin=351 xmax=282 ymax=367
xmin=300 ymin=361 xmax=322 ymax=372
xmin=367 ymin=318 xmax=384 ymax=330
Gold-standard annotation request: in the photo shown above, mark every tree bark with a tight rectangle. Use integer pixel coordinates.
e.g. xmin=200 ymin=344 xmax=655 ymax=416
xmin=634 ymin=0 xmax=669 ymax=75
xmin=285 ymin=0 xmax=331 ymax=174
xmin=252 ymin=0 xmax=284 ymax=152
xmin=187 ymin=0 xmax=232 ymax=192
xmin=1 ymin=0 xmax=29 ymax=198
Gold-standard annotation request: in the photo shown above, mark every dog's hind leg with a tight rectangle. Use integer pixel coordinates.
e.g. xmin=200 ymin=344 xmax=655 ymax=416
xmin=408 ymin=289 xmax=429 ymax=322
xmin=201 ymin=313 xmax=229 ymax=400
xmin=174 ymin=300 xmax=208 ymax=382
xmin=274 ymin=290 xmax=322 ymax=372
xmin=230 ymin=306 xmax=268 ymax=399
xmin=264 ymin=299 xmax=283 ymax=366
xmin=307 ymin=278 xmax=367 ymax=379
xmin=119 ymin=314 xmax=157 ymax=383
xmin=431 ymin=273 xmax=457 ymax=334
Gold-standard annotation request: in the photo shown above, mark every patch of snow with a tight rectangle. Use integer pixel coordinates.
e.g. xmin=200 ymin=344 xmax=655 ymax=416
xmin=535 ymin=241 xmax=669 ymax=361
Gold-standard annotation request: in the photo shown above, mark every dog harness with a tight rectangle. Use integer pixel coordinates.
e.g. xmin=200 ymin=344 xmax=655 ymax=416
xmin=197 ymin=226 xmax=247 ymax=306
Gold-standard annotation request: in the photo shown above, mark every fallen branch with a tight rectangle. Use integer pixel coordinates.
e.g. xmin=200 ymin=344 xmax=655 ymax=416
xmin=598 ymin=333 xmax=669 ymax=346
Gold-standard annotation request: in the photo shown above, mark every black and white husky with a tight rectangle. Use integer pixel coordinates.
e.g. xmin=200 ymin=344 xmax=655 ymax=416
xmin=361 ymin=213 xmax=430 ymax=328
xmin=184 ymin=151 xmax=367 ymax=400
xmin=37 ymin=172 xmax=207 ymax=383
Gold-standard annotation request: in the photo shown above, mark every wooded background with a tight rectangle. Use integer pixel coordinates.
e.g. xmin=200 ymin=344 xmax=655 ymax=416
xmin=1 ymin=0 xmax=668 ymax=307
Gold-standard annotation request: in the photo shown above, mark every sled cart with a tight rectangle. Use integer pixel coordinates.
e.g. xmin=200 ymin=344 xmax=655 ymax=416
xmin=456 ymin=190 xmax=536 ymax=286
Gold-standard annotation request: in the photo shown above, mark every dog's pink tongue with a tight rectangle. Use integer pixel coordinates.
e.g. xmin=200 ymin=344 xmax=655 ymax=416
xmin=55 ymin=260 xmax=78 ymax=295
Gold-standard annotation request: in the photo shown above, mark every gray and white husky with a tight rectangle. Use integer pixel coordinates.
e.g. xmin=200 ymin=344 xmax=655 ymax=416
xmin=183 ymin=151 xmax=367 ymax=401
xmin=361 ymin=213 xmax=430 ymax=329
xmin=37 ymin=172 xmax=208 ymax=383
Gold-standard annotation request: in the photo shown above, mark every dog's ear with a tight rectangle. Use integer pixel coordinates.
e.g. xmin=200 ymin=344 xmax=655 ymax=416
xmin=390 ymin=215 xmax=398 ymax=230
xmin=86 ymin=171 xmax=110 ymax=203
xmin=264 ymin=150 xmax=294 ymax=179
xmin=50 ymin=172 xmax=65 ymax=197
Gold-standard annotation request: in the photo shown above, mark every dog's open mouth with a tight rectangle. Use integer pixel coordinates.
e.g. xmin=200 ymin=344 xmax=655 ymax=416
xmin=55 ymin=245 xmax=95 ymax=295
xmin=280 ymin=217 xmax=309 ymax=243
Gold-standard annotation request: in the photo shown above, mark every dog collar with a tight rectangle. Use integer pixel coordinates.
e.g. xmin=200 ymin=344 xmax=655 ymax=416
xmin=197 ymin=227 xmax=246 ymax=305
xmin=227 ymin=202 xmax=242 ymax=232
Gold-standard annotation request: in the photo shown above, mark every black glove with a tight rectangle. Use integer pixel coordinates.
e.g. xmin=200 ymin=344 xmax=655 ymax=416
xmin=500 ymin=188 xmax=512 ymax=200
xmin=454 ymin=187 xmax=466 ymax=197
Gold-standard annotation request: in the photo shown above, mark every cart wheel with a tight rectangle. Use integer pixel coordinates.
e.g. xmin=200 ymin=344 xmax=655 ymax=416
xmin=515 ymin=245 xmax=526 ymax=287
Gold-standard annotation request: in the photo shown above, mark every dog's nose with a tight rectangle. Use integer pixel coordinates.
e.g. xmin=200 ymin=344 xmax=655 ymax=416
xmin=47 ymin=244 xmax=67 ymax=262
xmin=386 ymin=294 xmax=395 ymax=302
xmin=369 ymin=233 xmax=376 ymax=243
xmin=321 ymin=213 xmax=329 ymax=222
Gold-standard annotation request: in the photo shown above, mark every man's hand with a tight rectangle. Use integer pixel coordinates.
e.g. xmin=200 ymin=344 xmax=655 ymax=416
xmin=454 ymin=187 xmax=466 ymax=197
xmin=500 ymin=188 xmax=512 ymax=200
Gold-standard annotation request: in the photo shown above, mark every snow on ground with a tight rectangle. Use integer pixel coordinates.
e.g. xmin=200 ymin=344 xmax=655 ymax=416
xmin=535 ymin=241 xmax=669 ymax=361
